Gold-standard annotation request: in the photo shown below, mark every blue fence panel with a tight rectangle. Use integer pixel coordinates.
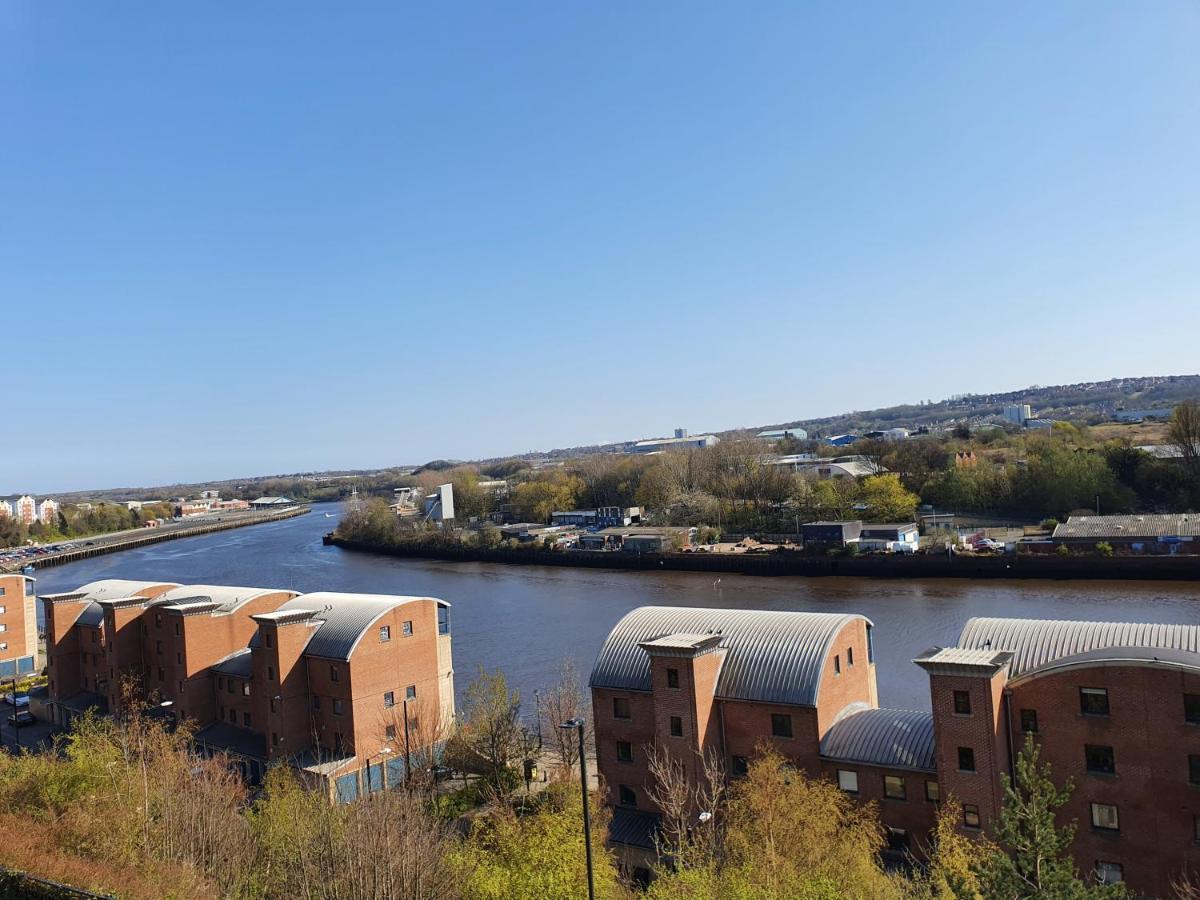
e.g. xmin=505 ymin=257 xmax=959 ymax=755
xmin=366 ymin=762 xmax=384 ymax=793
xmin=0 ymin=660 xmax=14 ymax=678
xmin=385 ymin=755 xmax=406 ymax=788
xmin=16 ymin=656 xmax=33 ymax=675
xmin=335 ymin=771 xmax=359 ymax=804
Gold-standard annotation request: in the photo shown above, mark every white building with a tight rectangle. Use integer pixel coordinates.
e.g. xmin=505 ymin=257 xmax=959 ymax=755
xmin=0 ymin=500 xmax=11 ymax=518
xmin=14 ymin=496 xmax=36 ymax=526
xmin=632 ymin=434 xmax=720 ymax=454
xmin=37 ymin=498 xmax=59 ymax=525
xmin=757 ymin=427 xmax=808 ymax=442
xmin=1003 ymin=404 xmax=1032 ymax=426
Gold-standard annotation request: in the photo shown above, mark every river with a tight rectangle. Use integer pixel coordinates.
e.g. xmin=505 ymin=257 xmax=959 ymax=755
xmin=31 ymin=506 xmax=1200 ymax=712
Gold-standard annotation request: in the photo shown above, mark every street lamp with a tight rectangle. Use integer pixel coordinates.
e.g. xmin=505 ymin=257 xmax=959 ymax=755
xmin=368 ymin=746 xmax=394 ymax=793
xmin=559 ymin=717 xmax=594 ymax=900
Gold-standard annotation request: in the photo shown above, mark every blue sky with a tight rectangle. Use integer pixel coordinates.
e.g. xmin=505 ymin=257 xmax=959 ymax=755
xmin=4 ymin=3 xmax=1199 ymax=493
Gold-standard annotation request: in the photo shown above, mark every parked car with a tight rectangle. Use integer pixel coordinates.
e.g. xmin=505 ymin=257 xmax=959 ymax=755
xmin=3 ymin=693 xmax=30 ymax=708
xmin=8 ymin=709 xmax=34 ymax=728
xmin=973 ymin=538 xmax=1005 ymax=552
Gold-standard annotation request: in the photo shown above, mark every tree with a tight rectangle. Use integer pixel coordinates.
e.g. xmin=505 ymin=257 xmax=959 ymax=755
xmin=859 ymin=473 xmax=920 ymax=521
xmin=537 ymin=660 xmax=590 ymax=777
xmin=510 ymin=473 xmax=583 ymax=523
xmin=979 ymin=735 xmax=1128 ymax=898
xmin=1169 ymin=400 xmax=1200 ymax=478
xmin=447 ymin=667 xmax=522 ymax=790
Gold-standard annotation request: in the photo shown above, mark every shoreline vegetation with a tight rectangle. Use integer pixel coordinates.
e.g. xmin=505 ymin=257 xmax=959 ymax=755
xmin=328 ymin=532 xmax=1200 ymax=582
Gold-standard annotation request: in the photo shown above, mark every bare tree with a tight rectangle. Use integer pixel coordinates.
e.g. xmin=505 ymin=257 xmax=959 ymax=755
xmin=644 ymin=740 xmax=727 ymax=870
xmin=538 ymin=659 xmax=591 ymax=777
xmin=1169 ymin=400 xmax=1200 ymax=477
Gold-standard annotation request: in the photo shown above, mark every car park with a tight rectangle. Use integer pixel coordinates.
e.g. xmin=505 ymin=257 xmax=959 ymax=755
xmin=8 ymin=710 xmax=34 ymax=728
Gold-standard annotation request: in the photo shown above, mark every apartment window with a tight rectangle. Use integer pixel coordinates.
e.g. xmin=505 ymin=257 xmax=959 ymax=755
xmin=618 ymin=785 xmax=637 ymax=807
xmin=666 ymin=667 xmax=680 ymax=689
xmin=0 ymin=643 xmax=6 ymax=652
xmin=265 ymin=633 xmax=273 ymax=649
xmin=834 ymin=654 xmax=841 ymax=676
xmin=227 ymin=680 xmax=234 ymax=694
xmin=379 ymin=625 xmax=391 ymax=642
xmin=730 ymin=755 xmax=749 ymax=777
xmin=616 ymin=741 xmax=633 ymax=763
xmin=925 ymin=780 xmax=940 ymax=803
xmin=267 ymin=666 xmax=275 ymax=681
xmin=1095 ymin=862 xmax=1124 ymax=885
xmin=1190 ymin=754 xmax=1200 ymax=785
xmin=771 ymin=714 xmax=793 ymax=739
xmin=402 ymin=620 xmax=413 ymax=636
xmin=1085 ymin=745 xmax=1115 ymax=775
xmin=155 ymin=640 xmax=163 ymax=655
xmin=953 ymin=690 xmax=972 ymax=715
xmin=669 ymin=716 xmax=683 ymax=738
xmin=312 ymin=695 xmax=321 ymax=710
xmin=1080 ymin=687 xmax=1109 ymax=717
xmin=330 ymin=665 xmax=339 ymax=683
xmin=613 ymin=697 xmax=631 ymax=720
xmin=333 ymin=699 xmax=344 ymax=716
xmin=155 ymin=613 xmax=162 ymax=628
xmin=384 ymin=691 xmax=395 ymax=708
xmin=272 ymin=732 xmax=280 ymax=747
xmin=377 ymin=725 xmax=392 ymax=744
xmin=1020 ymin=708 xmax=1039 ymax=733
xmin=228 ymin=708 xmax=236 ymax=724
xmin=176 ymin=652 xmax=183 ymax=665
xmin=1186 ymin=694 xmax=1200 ymax=725
xmin=90 ymin=630 xmax=97 ymax=643
xmin=177 ymin=681 xmax=184 ymax=693
xmin=963 ymin=804 xmax=981 ymax=829
xmin=243 ymin=712 xmax=251 ymax=727
xmin=847 ymin=646 xmax=854 ymax=667
xmin=218 ymin=677 xmax=225 ymax=691
xmin=957 ymin=747 xmax=976 ymax=772
xmin=883 ymin=775 xmax=906 ymax=800
xmin=174 ymin=622 xmax=180 ymax=636
xmin=1091 ymin=802 xmax=1119 ymax=831
xmin=838 ymin=770 xmax=859 ymax=793
xmin=157 ymin=667 xmax=164 ymax=681
xmin=405 ymin=684 xmax=416 ymax=700
xmin=270 ymin=698 xmax=278 ymax=713
xmin=242 ymin=682 xmax=250 ymax=697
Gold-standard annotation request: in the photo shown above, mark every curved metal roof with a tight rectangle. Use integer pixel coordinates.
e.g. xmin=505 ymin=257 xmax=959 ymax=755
xmin=76 ymin=603 xmax=104 ymax=627
xmin=589 ymin=606 xmax=870 ymax=707
xmin=819 ymin=707 xmax=935 ymax=771
xmin=158 ymin=584 xmax=294 ymax=615
xmin=211 ymin=648 xmax=253 ymax=677
xmin=73 ymin=579 xmax=180 ymax=600
xmin=268 ymin=592 xmax=442 ymax=661
xmin=958 ymin=617 xmax=1200 ymax=678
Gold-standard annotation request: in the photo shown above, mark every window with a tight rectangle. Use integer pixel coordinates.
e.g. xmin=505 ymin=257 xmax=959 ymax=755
xmin=243 ymin=712 xmax=251 ymax=727
xmin=333 ymin=699 xmax=344 ymax=716
xmin=384 ymin=691 xmax=395 ymax=708
xmin=867 ymin=623 xmax=875 ymax=663
xmin=669 ymin=715 xmax=683 ymax=738
xmin=730 ymin=755 xmax=749 ymax=777
xmin=379 ymin=624 xmax=391 ymax=642
xmin=1095 ymin=862 xmax=1124 ymax=885
xmin=270 ymin=698 xmax=278 ymax=713
xmin=272 ymin=732 xmax=280 ymax=747
xmin=386 ymin=724 xmax=397 ymax=740
xmin=953 ymin=690 xmax=972 ymax=715
xmin=1091 ymin=802 xmax=1119 ymax=831
xmin=176 ymin=652 xmax=183 ymax=664
xmin=242 ymin=682 xmax=250 ymax=697
xmin=616 ymin=741 xmax=633 ymax=762
xmin=405 ymin=684 xmax=416 ymax=700
xmin=1190 ymin=754 xmax=1200 ymax=785
xmin=0 ymin=643 xmax=6 ymax=652
xmin=155 ymin=640 xmax=162 ymax=655
xmin=228 ymin=708 xmax=236 ymax=723
xmin=265 ymin=632 xmax=274 ymax=649
xmin=847 ymin=646 xmax=854 ymax=667
xmin=312 ymin=695 xmax=320 ymax=710
xmin=666 ymin=667 xmax=680 ymax=689
xmin=91 ymin=630 xmax=97 ymax=643
xmin=157 ymin=667 xmax=164 ymax=681
xmin=330 ymin=665 xmax=340 ymax=683
xmin=155 ymin=613 xmax=162 ymax=628
xmin=1186 ymin=694 xmax=1200 ymax=725
xmin=1085 ymin=745 xmax=1115 ymax=775
xmin=963 ymin=804 xmax=981 ymax=829
xmin=618 ymin=784 xmax=637 ymax=807
xmin=957 ymin=747 xmax=976 ymax=772
xmin=218 ymin=677 xmax=225 ymax=691
xmin=838 ymin=770 xmax=859 ymax=793
xmin=178 ymin=681 xmax=184 ymax=693
xmin=402 ymin=620 xmax=413 ymax=636
xmin=227 ymin=680 xmax=234 ymax=694
xmin=267 ymin=666 xmax=275 ymax=681
xmin=925 ymin=780 xmax=940 ymax=803
xmin=1020 ymin=708 xmax=1039 ymax=733
xmin=174 ymin=622 xmax=181 ymax=636
xmin=834 ymin=654 xmax=841 ymax=676
xmin=883 ymin=775 xmax=906 ymax=800
xmin=771 ymin=714 xmax=793 ymax=739
xmin=613 ymin=697 xmax=631 ymax=720
xmin=1080 ymin=687 xmax=1109 ymax=717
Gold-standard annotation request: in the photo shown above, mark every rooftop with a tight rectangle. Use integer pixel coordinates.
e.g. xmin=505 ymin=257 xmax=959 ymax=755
xmin=253 ymin=592 xmax=448 ymax=660
xmin=1053 ymin=514 xmax=1200 ymax=540
xmin=819 ymin=707 xmax=936 ymax=772
xmin=913 ymin=647 xmax=1014 ymax=675
xmin=157 ymin=584 xmax=294 ymax=616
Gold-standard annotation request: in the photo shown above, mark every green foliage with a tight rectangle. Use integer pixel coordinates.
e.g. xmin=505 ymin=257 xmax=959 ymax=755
xmin=1056 ymin=543 xmax=1071 ymax=557
xmin=510 ymin=472 xmax=584 ymax=523
xmin=859 ymin=473 xmax=920 ymax=521
xmin=1094 ymin=542 xmax=1114 ymax=558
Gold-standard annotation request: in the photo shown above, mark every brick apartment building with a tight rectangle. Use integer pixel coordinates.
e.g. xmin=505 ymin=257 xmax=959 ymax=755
xmin=43 ymin=579 xmax=454 ymax=800
xmin=0 ymin=574 xmax=39 ymax=679
xmin=590 ymin=606 xmax=1200 ymax=896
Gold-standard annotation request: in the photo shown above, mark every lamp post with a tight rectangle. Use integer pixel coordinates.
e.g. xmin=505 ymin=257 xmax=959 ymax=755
xmin=559 ymin=717 xmax=594 ymax=900
xmin=368 ymin=746 xmax=393 ymax=794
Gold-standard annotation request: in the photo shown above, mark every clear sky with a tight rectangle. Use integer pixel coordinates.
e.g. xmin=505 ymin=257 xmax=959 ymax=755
xmin=4 ymin=3 xmax=1200 ymax=494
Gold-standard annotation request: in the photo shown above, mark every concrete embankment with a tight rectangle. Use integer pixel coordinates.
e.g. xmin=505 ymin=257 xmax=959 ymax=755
xmin=328 ymin=534 xmax=1200 ymax=581
xmin=4 ymin=507 xmax=310 ymax=573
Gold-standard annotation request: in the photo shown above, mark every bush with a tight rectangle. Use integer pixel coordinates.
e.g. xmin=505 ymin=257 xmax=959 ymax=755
xmin=1040 ymin=518 xmax=1059 ymax=530
xmin=1055 ymin=544 xmax=1071 ymax=557
xmin=1095 ymin=541 xmax=1114 ymax=558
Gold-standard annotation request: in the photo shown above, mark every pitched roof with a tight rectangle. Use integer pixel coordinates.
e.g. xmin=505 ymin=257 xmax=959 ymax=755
xmin=1052 ymin=513 xmax=1200 ymax=540
xmin=819 ymin=708 xmax=936 ymax=772
xmin=958 ymin=617 xmax=1200 ymax=678
xmin=589 ymin=606 xmax=869 ymax=707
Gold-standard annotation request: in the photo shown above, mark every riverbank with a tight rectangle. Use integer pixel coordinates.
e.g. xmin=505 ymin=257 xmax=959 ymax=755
xmin=4 ymin=507 xmax=310 ymax=573
xmin=328 ymin=534 xmax=1200 ymax=581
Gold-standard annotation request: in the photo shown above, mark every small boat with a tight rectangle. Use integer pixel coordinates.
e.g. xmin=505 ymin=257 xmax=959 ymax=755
xmin=325 ymin=513 xmax=335 ymax=518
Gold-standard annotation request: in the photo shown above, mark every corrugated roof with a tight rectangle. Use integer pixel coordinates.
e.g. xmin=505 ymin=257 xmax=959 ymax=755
xmin=266 ymin=592 xmax=443 ymax=660
xmin=608 ymin=808 xmax=660 ymax=849
xmin=1053 ymin=513 xmax=1200 ymax=540
xmin=76 ymin=602 xmax=104 ymax=627
xmin=71 ymin=579 xmax=180 ymax=600
xmin=212 ymin=648 xmax=253 ymax=677
xmin=819 ymin=708 xmax=936 ymax=771
xmin=158 ymin=584 xmax=293 ymax=615
xmin=589 ymin=606 xmax=869 ymax=707
xmin=958 ymin=617 xmax=1200 ymax=678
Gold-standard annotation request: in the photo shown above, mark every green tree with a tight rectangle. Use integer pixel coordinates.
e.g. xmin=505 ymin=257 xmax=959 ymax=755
xmin=510 ymin=473 xmax=583 ymax=523
xmin=445 ymin=667 xmax=522 ymax=790
xmin=859 ymin=473 xmax=919 ymax=521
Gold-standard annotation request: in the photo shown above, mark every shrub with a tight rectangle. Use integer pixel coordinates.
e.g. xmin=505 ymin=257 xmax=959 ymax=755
xmin=1095 ymin=541 xmax=1114 ymax=558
